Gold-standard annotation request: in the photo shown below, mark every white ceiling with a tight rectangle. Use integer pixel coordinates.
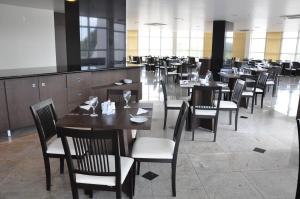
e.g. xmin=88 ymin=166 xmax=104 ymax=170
xmin=1 ymin=0 xmax=300 ymax=32
xmin=126 ymin=0 xmax=300 ymax=32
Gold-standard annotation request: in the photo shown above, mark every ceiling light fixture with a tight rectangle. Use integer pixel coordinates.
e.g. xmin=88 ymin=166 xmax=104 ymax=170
xmin=144 ymin=22 xmax=167 ymax=26
xmin=280 ymin=14 xmax=300 ymax=19
xmin=66 ymin=0 xmax=77 ymax=2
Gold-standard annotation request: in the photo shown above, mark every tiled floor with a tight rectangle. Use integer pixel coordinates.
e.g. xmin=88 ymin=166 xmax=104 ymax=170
xmin=0 ymin=69 xmax=299 ymax=199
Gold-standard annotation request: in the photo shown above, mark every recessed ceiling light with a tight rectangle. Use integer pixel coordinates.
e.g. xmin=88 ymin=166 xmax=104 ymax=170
xmin=66 ymin=0 xmax=77 ymax=2
xmin=144 ymin=22 xmax=167 ymax=26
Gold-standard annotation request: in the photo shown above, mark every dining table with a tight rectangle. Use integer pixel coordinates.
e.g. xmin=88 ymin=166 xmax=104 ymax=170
xmin=56 ymin=102 xmax=153 ymax=156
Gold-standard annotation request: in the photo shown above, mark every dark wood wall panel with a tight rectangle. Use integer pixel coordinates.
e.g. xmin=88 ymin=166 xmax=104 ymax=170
xmin=5 ymin=77 xmax=40 ymax=129
xmin=0 ymin=80 xmax=9 ymax=133
xmin=39 ymin=75 xmax=68 ymax=118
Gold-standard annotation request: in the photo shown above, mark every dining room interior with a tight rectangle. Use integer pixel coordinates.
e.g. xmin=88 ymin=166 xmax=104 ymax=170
xmin=0 ymin=0 xmax=300 ymax=198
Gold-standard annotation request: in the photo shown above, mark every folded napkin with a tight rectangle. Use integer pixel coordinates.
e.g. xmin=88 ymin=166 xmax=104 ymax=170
xmin=136 ymin=108 xmax=148 ymax=115
xmin=80 ymin=105 xmax=91 ymax=110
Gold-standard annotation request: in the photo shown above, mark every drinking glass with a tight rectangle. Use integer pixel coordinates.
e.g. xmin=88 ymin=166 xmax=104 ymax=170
xmin=89 ymin=96 xmax=98 ymax=117
xmin=123 ymin=90 xmax=131 ymax=108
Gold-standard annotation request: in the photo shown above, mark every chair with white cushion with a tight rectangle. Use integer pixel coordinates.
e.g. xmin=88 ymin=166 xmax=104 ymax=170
xmin=218 ymin=80 xmax=245 ymax=131
xmin=161 ymin=80 xmax=184 ymax=129
xmin=30 ymin=99 xmax=76 ymax=191
xmin=191 ymin=85 xmax=222 ymax=141
xmin=250 ymin=72 xmax=269 ymax=109
xmin=58 ymin=127 xmax=134 ymax=199
xmin=131 ymin=102 xmax=189 ymax=197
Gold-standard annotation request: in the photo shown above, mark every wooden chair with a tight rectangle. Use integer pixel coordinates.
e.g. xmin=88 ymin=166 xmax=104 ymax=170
xmin=57 ymin=127 xmax=134 ymax=199
xmin=253 ymin=72 xmax=269 ymax=108
xmin=242 ymin=76 xmax=258 ymax=114
xmin=161 ymin=80 xmax=184 ymax=129
xmin=107 ymin=89 xmax=139 ymax=139
xmin=107 ymin=89 xmax=139 ymax=106
xmin=218 ymin=80 xmax=245 ymax=131
xmin=191 ymin=85 xmax=222 ymax=141
xmin=295 ymin=96 xmax=300 ymax=198
xmin=30 ymin=99 xmax=75 ymax=191
xmin=163 ymin=61 xmax=178 ymax=83
xmin=131 ymin=102 xmax=189 ymax=197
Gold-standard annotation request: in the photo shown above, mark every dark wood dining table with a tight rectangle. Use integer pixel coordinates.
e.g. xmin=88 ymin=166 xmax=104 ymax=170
xmin=56 ymin=102 xmax=153 ymax=156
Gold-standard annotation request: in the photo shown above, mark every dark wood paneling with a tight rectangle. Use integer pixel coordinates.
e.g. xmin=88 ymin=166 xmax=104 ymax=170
xmin=67 ymin=72 xmax=91 ymax=89
xmin=0 ymin=80 xmax=9 ymax=133
xmin=5 ymin=77 xmax=40 ymax=129
xmin=91 ymin=68 xmax=140 ymax=87
xmin=67 ymin=72 xmax=91 ymax=111
xmin=39 ymin=75 xmax=68 ymax=118
xmin=54 ymin=12 xmax=67 ymax=68
xmin=65 ymin=0 xmax=81 ymax=71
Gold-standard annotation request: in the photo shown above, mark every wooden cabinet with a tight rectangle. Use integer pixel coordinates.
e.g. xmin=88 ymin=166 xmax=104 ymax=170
xmin=39 ymin=75 xmax=68 ymax=118
xmin=0 ymin=80 xmax=9 ymax=133
xmin=67 ymin=72 xmax=91 ymax=111
xmin=5 ymin=77 xmax=40 ymax=129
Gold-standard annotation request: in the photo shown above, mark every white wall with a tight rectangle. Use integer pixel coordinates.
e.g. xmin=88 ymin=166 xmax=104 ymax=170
xmin=0 ymin=4 xmax=56 ymax=69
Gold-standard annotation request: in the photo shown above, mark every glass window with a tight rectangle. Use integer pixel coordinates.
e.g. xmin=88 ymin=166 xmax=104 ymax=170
xmin=89 ymin=17 xmax=107 ymax=27
xmin=114 ymin=23 xmax=125 ymax=31
xmin=89 ymin=28 xmax=107 ymax=50
xmin=80 ymin=27 xmax=89 ymax=50
xmin=280 ymin=32 xmax=299 ymax=61
xmin=249 ymin=32 xmax=266 ymax=59
xmin=80 ymin=16 xmax=88 ymax=26
xmin=89 ymin=50 xmax=106 ymax=58
xmin=114 ymin=32 xmax=125 ymax=49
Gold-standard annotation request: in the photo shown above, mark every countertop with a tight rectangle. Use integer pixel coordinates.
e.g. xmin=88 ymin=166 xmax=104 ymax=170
xmin=0 ymin=64 xmax=144 ymax=80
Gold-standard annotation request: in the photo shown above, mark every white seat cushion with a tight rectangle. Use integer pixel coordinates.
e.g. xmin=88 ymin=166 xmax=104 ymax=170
xmin=47 ymin=137 xmax=76 ymax=155
xmin=216 ymin=100 xmax=237 ymax=109
xmin=167 ymin=100 xmax=183 ymax=108
xmin=251 ymin=87 xmax=264 ymax=93
xmin=76 ymin=155 xmax=134 ymax=187
xmin=242 ymin=91 xmax=254 ymax=97
xmin=131 ymin=129 xmax=137 ymax=139
xmin=266 ymin=80 xmax=275 ymax=85
xmin=193 ymin=109 xmax=217 ymax=116
xmin=131 ymin=137 xmax=175 ymax=159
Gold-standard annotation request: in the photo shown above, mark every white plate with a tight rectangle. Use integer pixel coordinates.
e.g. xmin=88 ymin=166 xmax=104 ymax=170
xmin=114 ymin=82 xmax=124 ymax=86
xmin=130 ymin=116 xmax=148 ymax=123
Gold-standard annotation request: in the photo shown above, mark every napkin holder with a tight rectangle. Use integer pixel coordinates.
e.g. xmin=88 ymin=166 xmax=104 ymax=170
xmin=101 ymin=101 xmax=115 ymax=115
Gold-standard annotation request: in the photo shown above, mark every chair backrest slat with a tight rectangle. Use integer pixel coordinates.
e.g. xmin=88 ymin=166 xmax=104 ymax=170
xmin=160 ymin=80 xmax=168 ymax=107
xmin=30 ymin=99 xmax=58 ymax=154
xmin=58 ymin=128 xmax=120 ymax=177
xmin=172 ymin=102 xmax=189 ymax=163
xmin=256 ymin=72 xmax=269 ymax=90
xmin=192 ymin=85 xmax=222 ymax=112
xmin=231 ymin=80 xmax=246 ymax=104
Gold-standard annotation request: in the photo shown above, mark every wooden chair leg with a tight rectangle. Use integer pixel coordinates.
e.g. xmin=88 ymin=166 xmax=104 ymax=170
xmin=60 ymin=157 xmax=64 ymax=174
xmin=235 ymin=110 xmax=239 ymax=131
xmin=163 ymin=109 xmax=168 ymax=129
xmin=255 ymin=94 xmax=257 ymax=105
xmin=213 ymin=118 xmax=217 ymax=142
xmin=137 ymin=161 xmax=140 ymax=175
xmin=192 ymin=129 xmax=195 ymax=141
xmin=251 ymin=96 xmax=255 ymax=114
xmin=129 ymin=167 xmax=134 ymax=199
xmin=171 ymin=163 xmax=176 ymax=197
xmin=229 ymin=111 xmax=232 ymax=125
xmin=44 ymin=157 xmax=51 ymax=191
xmin=261 ymin=94 xmax=264 ymax=108
xmin=133 ymin=163 xmax=136 ymax=196
xmin=116 ymin=184 xmax=122 ymax=199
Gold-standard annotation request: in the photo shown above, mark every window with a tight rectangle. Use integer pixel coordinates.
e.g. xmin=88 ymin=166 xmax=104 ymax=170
xmin=80 ymin=16 xmax=107 ymax=65
xmin=249 ymin=32 xmax=266 ymax=60
xmin=137 ymin=28 xmax=204 ymax=57
xmin=280 ymin=32 xmax=299 ymax=62
xmin=114 ymin=23 xmax=126 ymax=65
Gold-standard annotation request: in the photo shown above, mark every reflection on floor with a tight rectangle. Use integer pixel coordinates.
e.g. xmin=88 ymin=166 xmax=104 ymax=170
xmin=0 ymin=69 xmax=299 ymax=199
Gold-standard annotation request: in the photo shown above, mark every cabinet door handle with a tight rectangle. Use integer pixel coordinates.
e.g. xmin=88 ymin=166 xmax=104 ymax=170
xmin=32 ymin=83 xmax=36 ymax=88
xmin=41 ymin=83 xmax=46 ymax=87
